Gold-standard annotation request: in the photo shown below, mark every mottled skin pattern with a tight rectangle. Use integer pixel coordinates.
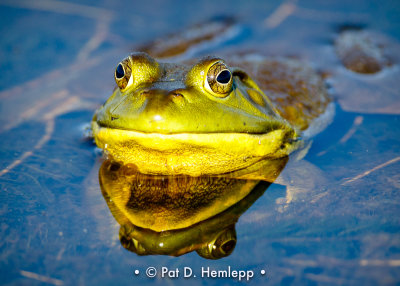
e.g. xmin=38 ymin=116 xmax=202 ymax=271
xmin=100 ymin=160 xmax=258 ymax=231
xmin=230 ymin=57 xmax=330 ymax=131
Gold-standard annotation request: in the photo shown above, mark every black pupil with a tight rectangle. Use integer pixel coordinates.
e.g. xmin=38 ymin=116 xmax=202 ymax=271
xmin=116 ymin=63 xmax=124 ymax=79
xmin=216 ymin=70 xmax=231 ymax=84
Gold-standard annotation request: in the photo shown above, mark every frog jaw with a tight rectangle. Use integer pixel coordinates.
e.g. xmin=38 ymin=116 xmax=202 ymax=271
xmin=91 ymin=120 xmax=299 ymax=176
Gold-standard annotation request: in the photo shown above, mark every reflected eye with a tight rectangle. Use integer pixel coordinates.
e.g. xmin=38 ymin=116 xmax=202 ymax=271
xmin=196 ymin=226 xmax=236 ymax=259
xmin=206 ymin=61 xmax=233 ymax=97
xmin=114 ymin=58 xmax=132 ymax=90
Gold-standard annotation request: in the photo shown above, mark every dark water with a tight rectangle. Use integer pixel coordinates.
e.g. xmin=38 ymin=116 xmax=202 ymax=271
xmin=1 ymin=0 xmax=400 ymax=285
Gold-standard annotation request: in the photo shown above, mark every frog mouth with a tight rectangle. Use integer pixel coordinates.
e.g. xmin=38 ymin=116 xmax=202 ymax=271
xmin=91 ymin=120 xmax=299 ymax=160
xmin=95 ymin=120 xmax=291 ymax=135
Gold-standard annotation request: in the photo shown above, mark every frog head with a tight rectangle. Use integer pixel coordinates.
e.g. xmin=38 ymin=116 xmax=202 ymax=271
xmin=92 ymin=52 xmax=299 ymax=175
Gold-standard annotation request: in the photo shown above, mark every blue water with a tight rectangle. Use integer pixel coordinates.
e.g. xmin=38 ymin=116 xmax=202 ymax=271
xmin=0 ymin=0 xmax=399 ymax=285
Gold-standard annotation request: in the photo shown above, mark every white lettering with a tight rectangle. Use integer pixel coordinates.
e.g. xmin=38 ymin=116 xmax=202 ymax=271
xmin=161 ymin=267 xmax=179 ymax=278
xmin=184 ymin=267 xmax=192 ymax=277
xmin=201 ymin=267 xmax=209 ymax=277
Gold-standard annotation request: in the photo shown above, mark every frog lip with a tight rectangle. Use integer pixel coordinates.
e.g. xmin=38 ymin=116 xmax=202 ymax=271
xmin=95 ymin=120 xmax=293 ymax=136
xmin=91 ymin=120 xmax=300 ymax=169
xmin=92 ymin=120 xmax=300 ymax=158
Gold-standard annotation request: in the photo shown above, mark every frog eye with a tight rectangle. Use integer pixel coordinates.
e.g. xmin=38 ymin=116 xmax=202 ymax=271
xmin=114 ymin=57 xmax=133 ymax=90
xmin=196 ymin=226 xmax=237 ymax=259
xmin=206 ymin=61 xmax=233 ymax=97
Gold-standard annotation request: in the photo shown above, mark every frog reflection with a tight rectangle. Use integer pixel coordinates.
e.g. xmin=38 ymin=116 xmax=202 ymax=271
xmin=99 ymin=158 xmax=287 ymax=259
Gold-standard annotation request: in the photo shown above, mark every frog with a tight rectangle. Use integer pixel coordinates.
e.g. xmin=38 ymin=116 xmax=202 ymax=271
xmin=90 ymin=17 xmax=351 ymax=260
xmin=99 ymin=158 xmax=285 ymax=258
xmin=91 ymin=30 xmax=332 ymax=177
